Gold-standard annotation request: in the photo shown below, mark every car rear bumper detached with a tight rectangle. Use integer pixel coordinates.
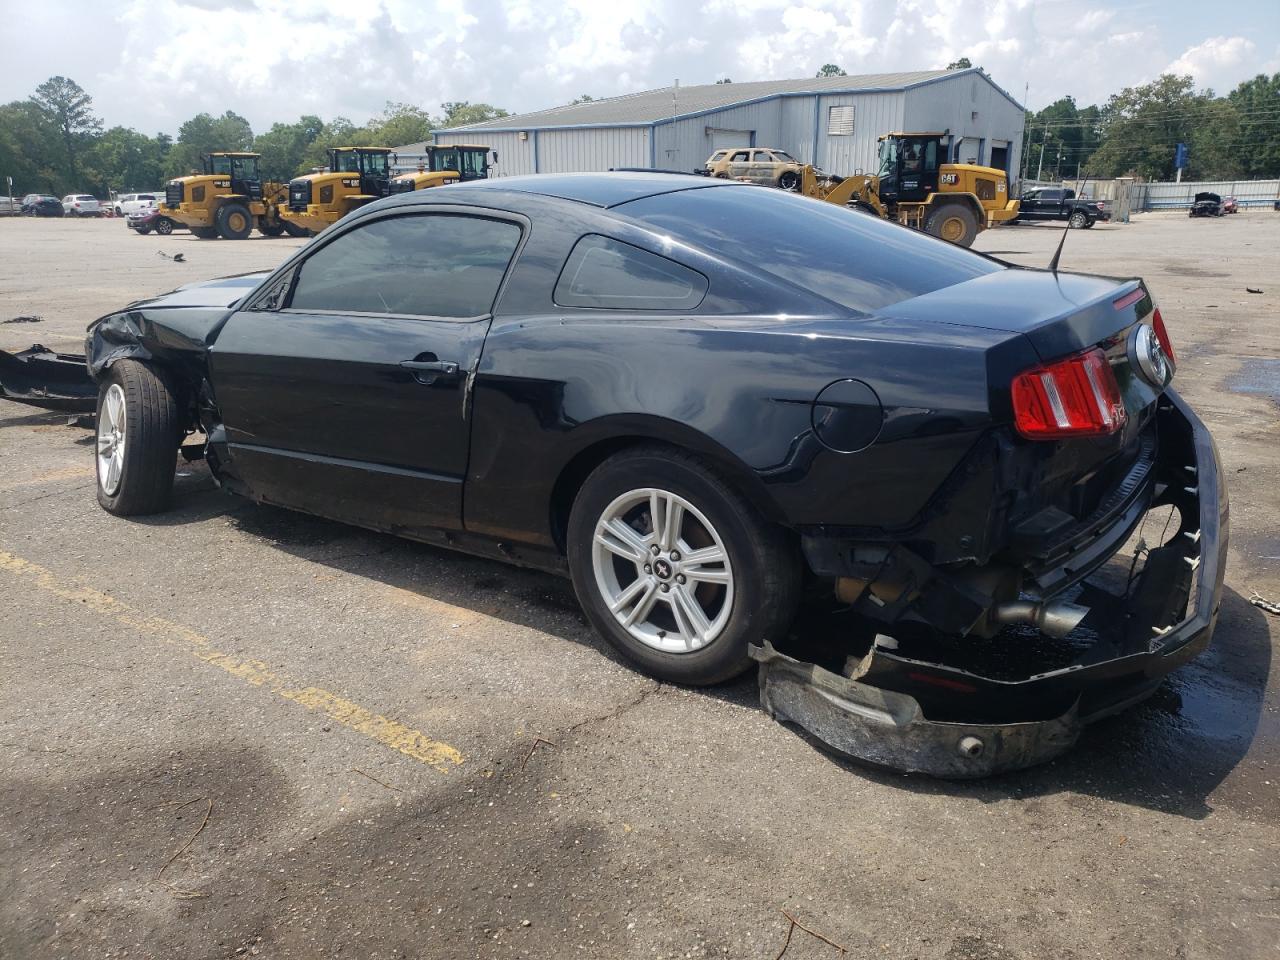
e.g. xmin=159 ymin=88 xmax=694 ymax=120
xmin=751 ymin=390 xmax=1228 ymax=778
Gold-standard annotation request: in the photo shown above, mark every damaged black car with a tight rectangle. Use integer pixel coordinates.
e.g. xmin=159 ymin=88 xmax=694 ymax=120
xmin=68 ymin=173 xmax=1227 ymax=777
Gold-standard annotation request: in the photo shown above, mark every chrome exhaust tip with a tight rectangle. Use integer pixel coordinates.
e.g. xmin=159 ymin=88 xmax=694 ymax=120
xmin=992 ymin=599 xmax=1090 ymax=639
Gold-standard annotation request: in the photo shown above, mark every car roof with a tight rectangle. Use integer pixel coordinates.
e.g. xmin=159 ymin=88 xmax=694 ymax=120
xmin=395 ymin=171 xmax=740 ymax=209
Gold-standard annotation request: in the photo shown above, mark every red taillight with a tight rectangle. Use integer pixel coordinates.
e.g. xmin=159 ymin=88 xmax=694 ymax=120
xmin=1151 ymin=308 xmax=1176 ymax=364
xmin=1012 ymin=347 xmax=1126 ymax=440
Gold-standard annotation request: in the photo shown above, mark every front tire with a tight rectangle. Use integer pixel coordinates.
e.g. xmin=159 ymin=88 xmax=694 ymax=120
xmin=925 ymin=203 xmax=978 ymax=246
xmin=566 ymin=446 xmax=800 ymax=685
xmin=216 ymin=202 xmax=253 ymax=240
xmin=155 ymin=217 xmax=174 ymax=235
xmin=778 ymin=170 xmax=800 ymax=191
xmin=95 ymin=360 xmax=181 ymax=516
xmin=282 ymin=220 xmax=309 ymax=238
xmin=258 ymin=219 xmax=285 ymax=237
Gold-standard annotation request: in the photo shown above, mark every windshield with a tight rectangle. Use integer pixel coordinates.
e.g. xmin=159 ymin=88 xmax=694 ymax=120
xmin=362 ymin=151 xmax=389 ymax=177
xmin=207 ymin=155 xmax=232 ymax=175
xmin=877 ymin=139 xmax=896 ymax=178
xmin=458 ymin=149 xmax=487 ymax=178
xmin=333 ymin=151 xmax=360 ymax=173
xmin=430 ymin=147 xmax=460 ymax=173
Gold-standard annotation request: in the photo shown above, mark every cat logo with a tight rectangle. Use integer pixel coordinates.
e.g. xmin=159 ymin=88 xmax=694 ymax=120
xmin=941 ymin=173 xmax=959 ymax=185
xmin=341 ymin=178 xmax=360 ymax=189
xmin=214 ymin=180 xmax=231 ymax=188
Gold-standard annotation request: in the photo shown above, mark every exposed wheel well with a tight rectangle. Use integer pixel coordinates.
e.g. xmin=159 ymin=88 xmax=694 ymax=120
xmin=547 ymin=436 xmax=785 ymax=554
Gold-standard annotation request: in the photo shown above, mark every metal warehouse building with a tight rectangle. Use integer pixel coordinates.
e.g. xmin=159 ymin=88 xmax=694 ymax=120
xmin=423 ymin=68 xmax=1025 ymax=181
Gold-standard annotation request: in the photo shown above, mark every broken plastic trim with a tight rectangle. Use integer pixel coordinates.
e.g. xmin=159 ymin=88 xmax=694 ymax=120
xmin=752 ymin=390 xmax=1227 ymax=778
xmin=0 ymin=344 xmax=96 ymax=412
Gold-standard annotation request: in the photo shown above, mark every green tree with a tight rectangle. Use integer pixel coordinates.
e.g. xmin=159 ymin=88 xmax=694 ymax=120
xmin=715 ymin=78 xmax=733 ymax=84
xmin=30 ymin=76 xmax=101 ymax=186
xmin=440 ymin=101 xmax=510 ymax=127
xmin=254 ymin=115 xmax=324 ymax=180
xmin=371 ymin=102 xmax=435 ymax=148
xmin=947 ymin=57 xmax=973 ymax=70
xmin=1228 ymin=73 xmax=1280 ymax=178
xmin=0 ymin=100 xmax=59 ymax=194
xmin=1088 ymin=74 xmax=1236 ymax=180
xmin=167 ymin=110 xmax=254 ymax=177
xmin=87 ymin=126 xmax=170 ymax=195
xmin=815 ymin=64 xmax=846 ymax=78
xmin=1022 ymin=96 xmax=1102 ymax=180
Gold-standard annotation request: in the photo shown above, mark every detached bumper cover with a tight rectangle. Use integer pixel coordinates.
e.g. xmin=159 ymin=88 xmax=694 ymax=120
xmin=0 ymin=344 xmax=96 ymax=412
xmin=752 ymin=390 xmax=1228 ymax=778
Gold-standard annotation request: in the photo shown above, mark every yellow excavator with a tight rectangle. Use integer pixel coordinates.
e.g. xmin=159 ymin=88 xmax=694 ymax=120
xmin=280 ymin=147 xmax=396 ymax=235
xmin=162 ymin=152 xmax=297 ymax=239
xmin=799 ymin=132 xmax=1020 ymax=247
xmin=390 ymin=143 xmax=494 ymax=193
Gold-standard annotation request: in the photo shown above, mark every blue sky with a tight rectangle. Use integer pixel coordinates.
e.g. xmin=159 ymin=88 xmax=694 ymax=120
xmin=2 ymin=0 xmax=1277 ymax=134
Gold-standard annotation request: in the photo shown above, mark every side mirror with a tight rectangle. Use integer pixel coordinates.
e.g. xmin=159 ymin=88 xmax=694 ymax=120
xmin=491 ymin=151 xmax=498 ymax=165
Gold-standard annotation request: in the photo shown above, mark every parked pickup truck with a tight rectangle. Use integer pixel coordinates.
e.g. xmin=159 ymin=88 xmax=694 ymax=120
xmin=1013 ymin=187 xmax=1110 ymax=228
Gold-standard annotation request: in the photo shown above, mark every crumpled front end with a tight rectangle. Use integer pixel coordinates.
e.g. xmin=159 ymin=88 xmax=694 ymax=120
xmin=753 ymin=389 xmax=1228 ymax=778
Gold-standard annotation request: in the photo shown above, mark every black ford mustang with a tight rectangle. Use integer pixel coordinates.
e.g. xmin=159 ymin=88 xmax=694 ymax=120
xmin=82 ymin=173 xmax=1227 ymax=776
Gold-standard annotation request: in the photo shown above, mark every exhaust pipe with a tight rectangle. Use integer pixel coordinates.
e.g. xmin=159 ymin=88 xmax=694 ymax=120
xmin=991 ymin=599 xmax=1090 ymax=639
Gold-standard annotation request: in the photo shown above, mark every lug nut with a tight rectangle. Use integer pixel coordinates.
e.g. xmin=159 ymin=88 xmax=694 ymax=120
xmin=660 ymin=583 xmax=670 ymax=593
xmin=676 ymin=574 xmax=686 ymax=584
xmin=643 ymin=564 xmax=652 ymax=574
xmin=670 ymin=551 xmax=680 ymax=561
xmin=650 ymin=545 xmax=660 ymax=556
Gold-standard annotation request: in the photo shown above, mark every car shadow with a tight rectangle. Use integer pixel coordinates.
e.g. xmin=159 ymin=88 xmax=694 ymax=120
xmin=134 ymin=466 xmax=1273 ymax=819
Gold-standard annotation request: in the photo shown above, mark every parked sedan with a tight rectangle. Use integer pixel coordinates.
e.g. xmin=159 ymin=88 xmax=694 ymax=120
xmin=79 ymin=173 xmax=1226 ymax=776
xmin=61 ymin=194 xmax=101 ymax=217
xmin=21 ymin=195 xmax=63 ymax=217
xmin=125 ymin=208 xmax=178 ymax=235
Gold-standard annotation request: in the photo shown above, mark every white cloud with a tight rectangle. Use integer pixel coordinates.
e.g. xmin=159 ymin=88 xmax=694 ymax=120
xmin=0 ymin=0 xmax=1274 ymax=135
xmin=1165 ymin=36 xmax=1258 ymax=92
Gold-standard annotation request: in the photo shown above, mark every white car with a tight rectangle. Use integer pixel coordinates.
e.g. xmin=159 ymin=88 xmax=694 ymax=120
xmin=61 ymin=194 xmax=102 ymax=217
xmin=113 ymin=192 xmax=163 ymax=217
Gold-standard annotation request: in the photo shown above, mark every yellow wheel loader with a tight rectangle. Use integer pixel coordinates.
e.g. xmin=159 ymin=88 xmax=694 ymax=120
xmin=389 ymin=143 xmax=494 ymax=194
xmin=163 ymin=152 xmax=292 ymax=240
xmin=281 ymin=147 xmax=396 ymax=235
xmin=798 ymin=133 xmax=1020 ymax=247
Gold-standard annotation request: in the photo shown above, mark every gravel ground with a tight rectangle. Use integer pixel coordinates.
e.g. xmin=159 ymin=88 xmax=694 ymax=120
xmin=1 ymin=212 xmax=1277 ymax=960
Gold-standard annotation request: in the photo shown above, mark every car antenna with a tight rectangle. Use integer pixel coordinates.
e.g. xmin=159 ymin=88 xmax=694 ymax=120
xmin=1048 ymin=167 xmax=1091 ymax=274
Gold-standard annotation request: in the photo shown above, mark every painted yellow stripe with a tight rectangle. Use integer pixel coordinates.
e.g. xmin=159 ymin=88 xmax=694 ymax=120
xmin=0 ymin=549 xmax=464 ymax=772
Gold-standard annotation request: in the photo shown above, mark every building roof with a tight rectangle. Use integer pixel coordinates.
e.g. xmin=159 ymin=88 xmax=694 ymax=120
xmin=436 ymin=69 xmax=988 ymax=133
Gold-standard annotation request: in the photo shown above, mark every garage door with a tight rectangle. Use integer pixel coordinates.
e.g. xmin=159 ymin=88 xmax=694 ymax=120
xmin=709 ymin=128 xmax=753 ymax=152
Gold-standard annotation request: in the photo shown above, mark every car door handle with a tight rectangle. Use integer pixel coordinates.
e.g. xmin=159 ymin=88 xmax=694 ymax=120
xmin=400 ymin=358 xmax=460 ymax=385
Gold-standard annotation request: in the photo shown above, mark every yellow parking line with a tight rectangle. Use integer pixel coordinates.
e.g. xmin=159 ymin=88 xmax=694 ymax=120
xmin=0 ymin=549 xmax=464 ymax=772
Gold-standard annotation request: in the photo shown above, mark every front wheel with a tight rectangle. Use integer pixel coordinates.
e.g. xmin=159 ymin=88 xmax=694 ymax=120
xmin=257 ymin=219 xmax=285 ymax=237
xmin=925 ymin=203 xmax=978 ymax=247
xmin=216 ymin=202 xmax=253 ymax=240
xmin=155 ymin=217 xmax=174 ymax=235
xmin=136 ymin=227 xmax=151 ymax=235
xmin=1068 ymin=211 xmax=1088 ymax=229
xmin=777 ymin=170 xmax=800 ymax=191
xmin=566 ymin=446 xmax=800 ymax=685
xmin=95 ymin=360 xmax=181 ymax=516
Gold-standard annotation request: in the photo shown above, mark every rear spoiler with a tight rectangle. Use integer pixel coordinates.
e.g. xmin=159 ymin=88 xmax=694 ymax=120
xmin=0 ymin=344 xmax=97 ymax=412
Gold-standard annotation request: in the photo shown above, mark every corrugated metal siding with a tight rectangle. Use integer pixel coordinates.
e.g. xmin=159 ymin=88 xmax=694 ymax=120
xmin=536 ymin=127 xmax=648 ymax=172
xmin=431 ymin=130 xmax=536 ymax=176
xmin=780 ymin=98 xmax=817 ymax=163
xmin=903 ymin=74 xmax=1024 ymax=180
xmin=816 ymin=92 xmax=904 ymax=174
xmin=654 ymin=101 xmax=784 ymax=173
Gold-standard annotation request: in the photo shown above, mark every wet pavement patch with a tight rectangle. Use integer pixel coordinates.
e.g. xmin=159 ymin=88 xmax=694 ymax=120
xmin=1228 ymin=357 xmax=1280 ymax=398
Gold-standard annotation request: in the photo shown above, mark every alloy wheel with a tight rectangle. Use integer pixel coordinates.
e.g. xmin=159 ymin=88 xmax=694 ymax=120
xmin=591 ymin=487 xmax=734 ymax=654
xmin=97 ymin=383 xmax=127 ymax=495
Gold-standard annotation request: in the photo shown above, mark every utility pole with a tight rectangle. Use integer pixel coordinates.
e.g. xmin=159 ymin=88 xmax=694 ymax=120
xmin=1036 ymin=135 xmax=1047 ymax=181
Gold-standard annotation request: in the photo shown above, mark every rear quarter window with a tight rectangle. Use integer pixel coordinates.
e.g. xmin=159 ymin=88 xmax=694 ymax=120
xmin=621 ymin=186 xmax=1002 ymax=313
xmin=554 ymin=235 xmax=708 ymax=311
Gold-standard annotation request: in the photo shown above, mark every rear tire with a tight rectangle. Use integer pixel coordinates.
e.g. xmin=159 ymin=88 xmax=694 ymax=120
xmin=136 ymin=227 xmax=151 ymax=235
xmin=258 ymin=219 xmax=285 ymax=237
xmin=1068 ymin=211 xmax=1088 ymax=229
xmin=191 ymin=226 xmax=219 ymax=239
xmin=95 ymin=360 xmax=181 ymax=517
xmin=566 ymin=446 xmax=800 ymax=686
xmin=216 ymin=203 xmax=253 ymax=240
xmin=925 ymin=203 xmax=978 ymax=247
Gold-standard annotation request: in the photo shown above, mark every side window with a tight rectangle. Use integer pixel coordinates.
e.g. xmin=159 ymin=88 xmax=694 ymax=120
xmin=754 ymin=151 xmax=773 ymax=162
xmin=730 ymin=151 xmax=749 ymax=162
xmin=554 ymin=235 xmax=708 ymax=311
xmin=1042 ymin=189 xmax=1062 ymax=201
xmin=288 ymin=213 xmax=521 ymax=318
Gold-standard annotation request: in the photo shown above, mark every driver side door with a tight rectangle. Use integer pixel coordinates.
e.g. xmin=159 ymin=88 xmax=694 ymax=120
xmin=207 ymin=208 xmax=525 ymax=538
